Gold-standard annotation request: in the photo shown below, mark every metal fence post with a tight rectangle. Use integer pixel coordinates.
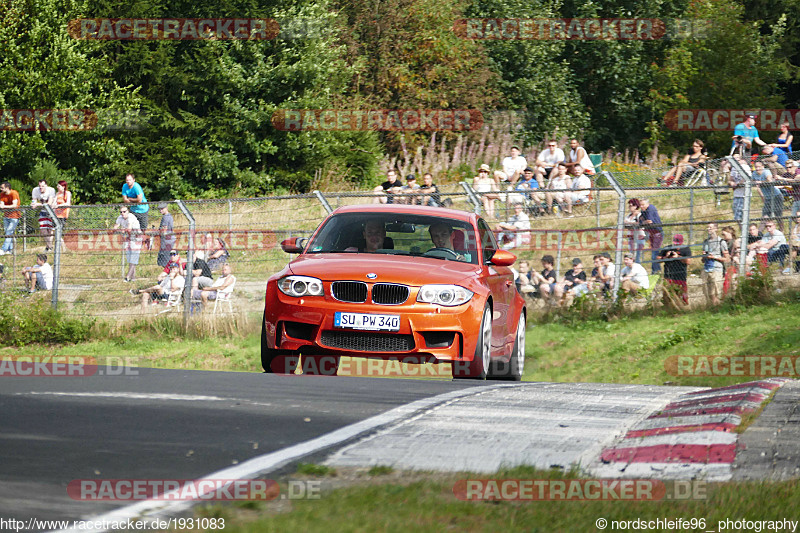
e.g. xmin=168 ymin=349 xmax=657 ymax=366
xmin=46 ymin=205 xmax=61 ymax=310
xmin=602 ymin=171 xmax=627 ymax=301
xmin=313 ymin=190 xmax=333 ymax=214
xmin=22 ymin=208 xmax=27 ymax=253
xmin=228 ymin=199 xmax=233 ymax=233
xmin=175 ymin=200 xmax=195 ymax=329
xmin=459 ymin=182 xmax=482 ymax=215
xmin=688 ymin=188 xmax=695 ymax=244
xmin=728 ymin=156 xmax=752 ymax=274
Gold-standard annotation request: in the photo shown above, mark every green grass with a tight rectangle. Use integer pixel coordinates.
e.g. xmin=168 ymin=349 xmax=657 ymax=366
xmin=193 ymin=467 xmax=800 ymax=533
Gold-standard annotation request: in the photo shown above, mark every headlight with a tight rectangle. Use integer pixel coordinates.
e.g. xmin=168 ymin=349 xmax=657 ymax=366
xmin=416 ymin=285 xmax=473 ymax=306
xmin=278 ymin=276 xmax=324 ymax=297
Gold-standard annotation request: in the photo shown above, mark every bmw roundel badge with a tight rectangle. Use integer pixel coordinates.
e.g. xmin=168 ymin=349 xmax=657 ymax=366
xmin=366 ymin=273 xmax=377 ymax=279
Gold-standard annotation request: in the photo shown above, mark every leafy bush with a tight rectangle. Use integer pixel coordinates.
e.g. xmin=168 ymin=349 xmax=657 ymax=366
xmin=0 ymin=291 xmax=93 ymax=346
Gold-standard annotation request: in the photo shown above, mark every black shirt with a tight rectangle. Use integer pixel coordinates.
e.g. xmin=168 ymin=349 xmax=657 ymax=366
xmin=563 ymin=269 xmax=587 ymax=287
xmin=193 ymin=259 xmax=212 ymax=279
xmin=541 ymin=267 xmax=555 ymax=284
xmin=658 ymin=245 xmax=691 ymax=281
xmin=747 ymin=232 xmax=763 ymax=245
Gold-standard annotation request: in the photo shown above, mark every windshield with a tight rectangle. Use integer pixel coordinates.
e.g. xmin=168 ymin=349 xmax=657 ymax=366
xmin=306 ymin=213 xmax=479 ymax=264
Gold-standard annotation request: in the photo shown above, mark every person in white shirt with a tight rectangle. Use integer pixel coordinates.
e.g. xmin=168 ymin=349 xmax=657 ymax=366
xmin=31 ymin=179 xmax=57 ymax=250
xmin=113 ymin=205 xmax=142 ymax=282
xmin=501 ymin=145 xmax=528 ymax=185
xmin=495 ymin=203 xmax=531 ymax=250
xmin=620 ymin=253 xmax=650 ymax=295
xmin=196 ymin=263 xmax=236 ymax=307
xmin=534 ymin=140 xmax=566 ymax=187
xmin=564 ymin=139 xmax=595 ymax=175
xmin=545 ymin=163 xmax=572 ymax=214
xmin=21 ymin=253 xmax=53 ymax=292
xmin=565 ymin=164 xmax=592 ymax=216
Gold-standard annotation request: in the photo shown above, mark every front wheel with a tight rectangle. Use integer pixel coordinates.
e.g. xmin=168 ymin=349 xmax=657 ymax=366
xmin=489 ymin=312 xmax=525 ymax=381
xmin=453 ymin=304 xmax=491 ymax=379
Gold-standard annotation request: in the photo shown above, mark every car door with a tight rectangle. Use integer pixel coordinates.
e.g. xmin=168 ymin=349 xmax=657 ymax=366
xmin=477 ymin=218 xmax=515 ymax=352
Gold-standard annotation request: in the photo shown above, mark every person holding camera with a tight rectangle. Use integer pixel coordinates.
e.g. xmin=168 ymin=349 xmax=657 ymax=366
xmin=701 ymin=223 xmax=729 ymax=306
xmin=731 ymin=114 xmax=766 ymax=157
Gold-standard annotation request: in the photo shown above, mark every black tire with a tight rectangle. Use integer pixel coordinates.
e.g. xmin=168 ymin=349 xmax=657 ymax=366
xmin=261 ymin=314 xmax=299 ymax=374
xmin=452 ymin=304 xmax=491 ymax=379
xmin=488 ymin=312 xmax=525 ymax=381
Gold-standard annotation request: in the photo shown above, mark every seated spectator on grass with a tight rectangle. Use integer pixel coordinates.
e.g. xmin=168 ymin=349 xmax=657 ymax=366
xmin=189 ymin=250 xmax=214 ymax=290
xmin=702 ymin=223 xmax=729 ymax=306
xmin=746 ymin=220 xmax=789 ymax=270
xmin=761 ymin=144 xmax=788 ymax=173
xmin=473 ymin=164 xmax=500 ymax=219
xmin=419 ymin=173 xmax=443 ymax=207
xmin=495 ymin=203 xmax=530 ymax=250
xmin=502 ymin=145 xmax=528 ymax=185
xmin=657 ymin=234 xmax=691 ymax=307
xmin=619 ymin=253 xmax=649 ymax=295
xmin=663 ymin=139 xmax=706 ymax=186
xmin=777 ymin=160 xmax=800 ymax=216
xmin=565 ymin=139 xmax=595 ymax=175
xmin=397 ymin=174 xmax=420 ymax=204
xmin=553 ymin=258 xmax=589 ymax=304
xmin=789 ymin=214 xmax=800 ymax=273
xmin=598 ymin=252 xmax=616 ymax=295
xmin=206 ymin=238 xmax=229 ymax=271
xmin=531 ymin=255 xmax=557 ymax=300
xmin=506 ymin=167 xmax=544 ymax=210
xmin=747 ymin=223 xmax=762 ymax=246
xmin=534 ymin=140 xmax=565 ymax=187
xmin=372 ymin=169 xmax=403 ymax=204
xmin=162 ymin=249 xmax=185 ymax=275
xmin=515 ymin=260 xmax=537 ymax=296
xmin=193 ymin=263 xmax=236 ymax=308
xmin=21 ymin=253 xmax=53 ymax=293
xmin=587 ymin=255 xmax=603 ymax=293
xmin=545 ymin=163 xmax=572 ymax=214
xmin=565 ymin=164 xmax=591 ymax=216
xmin=131 ymin=266 xmax=184 ymax=311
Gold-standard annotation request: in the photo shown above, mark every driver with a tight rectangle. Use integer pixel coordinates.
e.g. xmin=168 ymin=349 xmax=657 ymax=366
xmin=362 ymin=219 xmax=387 ymax=252
xmin=429 ymin=222 xmax=455 ymax=249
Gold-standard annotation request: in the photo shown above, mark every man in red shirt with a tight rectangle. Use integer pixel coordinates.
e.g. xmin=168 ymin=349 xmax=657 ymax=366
xmin=0 ymin=181 xmax=21 ymax=255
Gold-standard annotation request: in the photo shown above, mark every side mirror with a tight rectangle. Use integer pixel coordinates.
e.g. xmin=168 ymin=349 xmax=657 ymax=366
xmin=280 ymin=237 xmax=307 ymax=254
xmin=489 ymin=249 xmax=516 ymax=267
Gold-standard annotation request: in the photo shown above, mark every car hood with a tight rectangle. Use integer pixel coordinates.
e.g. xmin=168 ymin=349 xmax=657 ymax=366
xmin=288 ymin=253 xmax=481 ymax=286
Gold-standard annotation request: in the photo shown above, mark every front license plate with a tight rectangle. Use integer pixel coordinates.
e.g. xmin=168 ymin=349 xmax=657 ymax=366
xmin=334 ymin=312 xmax=400 ymax=331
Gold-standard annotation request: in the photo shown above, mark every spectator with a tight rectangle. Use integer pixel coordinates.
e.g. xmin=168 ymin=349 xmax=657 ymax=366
xmin=122 ymin=173 xmax=149 ymax=230
xmin=747 ymin=223 xmax=763 ymax=247
xmin=777 ymin=160 xmax=800 ymax=216
xmin=624 ymin=199 xmax=646 ymax=263
xmin=495 ymin=203 xmax=530 ymax=250
xmin=206 ymin=237 xmax=229 ymax=271
xmin=54 ymin=180 xmax=71 ymax=233
xmin=397 ymin=174 xmax=420 ymax=204
xmin=761 ymin=144 xmax=788 ymax=174
xmin=506 ymin=167 xmax=543 ymax=211
xmin=545 ymin=163 xmax=572 ymax=214
xmin=473 ymin=164 xmax=500 ymax=219
xmin=419 ymin=173 xmax=442 ymax=207
xmin=31 ymin=179 xmax=56 ymax=250
xmin=372 ymin=169 xmax=403 ymax=204
xmin=772 ymin=121 xmax=793 ymax=154
xmin=720 ymin=226 xmax=740 ymax=294
xmin=553 ymin=258 xmax=589 ymax=304
xmin=21 ymin=253 xmax=53 ymax=293
xmin=701 ymin=222 xmax=729 ymax=306
xmin=194 ymin=263 xmax=235 ymax=308
xmin=532 ymin=255 xmax=557 ymax=300
xmin=564 ymin=139 xmax=595 ymax=175
xmin=619 ymin=253 xmax=650 ymax=295
xmin=657 ymin=234 xmax=691 ymax=307
xmin=131 ymin=265 xmax=185 ymax=311
xmin=162 ymin=249 xmax=185 ymax=275
xmin=637 ymin=198 xmax=664 ymax=274
xmin=534 ymin=140 xmax=565 ymax=187
xmin=732 ymin=113 xmax=766 ymax=157
xmin=502 ymin=145 xmax=528 ymax=185
xmin=515 ymin=259 xmax=537 ymax=296
xmin=156 ymin=202 xmax=176 ymax=267
xmin=189 ymin=250 xmax=215 ymax=291
xmin=663 ymin=139 xmax=706 ymax=186
xmin=587 ymin=255 xmax=603 ymax=293
xmin=728 ymin=157 xmax=747 ymax=223
xmin=746 ymin=220 xmax=789 ymax=270
xmin=598 ymin=251 xmax=616 ymax=295
xmin=789 ymin=214 xmax=800 ymax=273
xmin=751 ymin=160 xmax=784 ymax=230
xmin=113 ymin=205 xmax=142 ymax=282
xmin=565 ymin=164 xmax=591 ymax=216
xmin=0 ymin=181 xmax=21 ymax=255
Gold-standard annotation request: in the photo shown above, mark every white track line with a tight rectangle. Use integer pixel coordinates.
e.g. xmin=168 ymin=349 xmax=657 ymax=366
xmin=51 ymin=384 xmax=512 ymax=533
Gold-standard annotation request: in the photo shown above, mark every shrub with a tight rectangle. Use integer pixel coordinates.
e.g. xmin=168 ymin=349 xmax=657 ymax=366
xmin=0 ymin=291 xmax=93 ymax=346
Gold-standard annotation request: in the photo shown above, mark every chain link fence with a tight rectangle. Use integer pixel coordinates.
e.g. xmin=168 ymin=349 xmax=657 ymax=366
xmin=1 ymin=160 xmax=797 ymax=319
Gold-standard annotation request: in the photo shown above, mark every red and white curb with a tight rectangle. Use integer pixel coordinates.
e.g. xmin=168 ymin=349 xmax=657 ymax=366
xmin=591 ymin=379 xmax=790 ymax=481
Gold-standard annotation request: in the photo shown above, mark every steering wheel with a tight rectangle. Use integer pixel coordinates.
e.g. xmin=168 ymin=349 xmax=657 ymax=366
xmin=423 ymin=247 xmax=460 ymax=260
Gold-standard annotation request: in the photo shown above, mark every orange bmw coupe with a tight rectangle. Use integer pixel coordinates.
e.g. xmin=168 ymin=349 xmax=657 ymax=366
xmin=261 ymin=204 xmax=527 ymax=380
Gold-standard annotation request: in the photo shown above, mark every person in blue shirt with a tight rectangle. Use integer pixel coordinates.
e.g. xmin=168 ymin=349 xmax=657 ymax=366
xmin=732 ymin=114 xmax=766 ymax=157
xmin=773 ymin=121 xmax=793 ymax=154
xmin=122 ymin=173 xmax=149 ymax=231
xmin=638 ymin=197 xmax=663 ymax=274
xmin=761 ymin=144 xmax=789 ymax=172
